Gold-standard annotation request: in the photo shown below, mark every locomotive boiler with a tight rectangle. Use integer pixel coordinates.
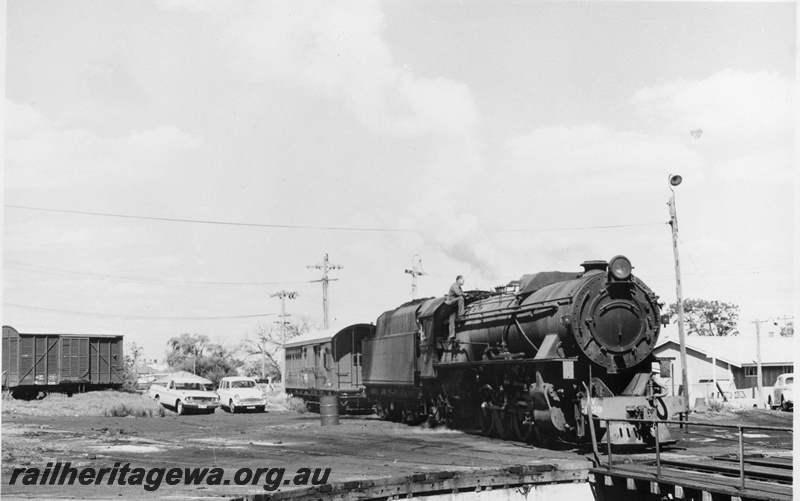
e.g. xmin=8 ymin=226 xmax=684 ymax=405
xmin=361 ymin=256 xmax=685 ymax=446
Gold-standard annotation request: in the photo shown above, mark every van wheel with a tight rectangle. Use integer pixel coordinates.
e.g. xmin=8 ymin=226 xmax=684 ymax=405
xmin=781 ymin=397 xmax=788 ymax=412
xmin=229 ymin=400 xmax=237 ymax=414
xmin=177 ymin=400 xmax=185 ymax=415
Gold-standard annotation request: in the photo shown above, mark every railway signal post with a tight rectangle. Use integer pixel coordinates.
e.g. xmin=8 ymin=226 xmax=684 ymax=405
xmin=668 ymin=174 xmax=691 ymax=418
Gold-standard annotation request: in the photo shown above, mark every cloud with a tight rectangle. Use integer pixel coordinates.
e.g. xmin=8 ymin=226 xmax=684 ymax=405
xmin=630 ymin=69 xmax=794 ymax=154
xmin=505 ymin=124 xmax=704 ymax=189
xmin=5 ymin=100 xmax=201 ymax=190
xmin=398 ymin=120 xmax=703 ymax=280
xmin=5 ymin=101 xmax=55 ymax=138
xmin=159 ymin=0 xmax=479 ymax=137
xmin=401 ymin=68 xmax=793 ymax=289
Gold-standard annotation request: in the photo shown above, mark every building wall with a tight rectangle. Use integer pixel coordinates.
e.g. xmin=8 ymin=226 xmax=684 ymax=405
xmin=734 ymin=365 xmax=794 ymax=391
xmin=656 ymin=340 xmax=795 ymax=408
xmin=654 ymin=343 xmax=736 ymax=408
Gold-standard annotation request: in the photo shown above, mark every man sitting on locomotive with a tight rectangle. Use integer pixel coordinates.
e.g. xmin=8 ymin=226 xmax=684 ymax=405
xmin=445 ymin=275 xmax=466 ymax=339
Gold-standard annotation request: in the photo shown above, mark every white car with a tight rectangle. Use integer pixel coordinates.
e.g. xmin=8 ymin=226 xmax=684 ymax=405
xmin=217 ymin=376 xmax=267 ymax=413
xmin=709 ymin=390 xmax=758 ymax=410
xmin=770 ymin=374 xmax=793 ymax=412
xmin=149 ymin=376 xmax=219 ymax=415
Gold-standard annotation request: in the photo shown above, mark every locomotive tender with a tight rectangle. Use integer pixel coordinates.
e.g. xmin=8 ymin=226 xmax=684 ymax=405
xmin=287 ymin=256 xmax=684 ymax=446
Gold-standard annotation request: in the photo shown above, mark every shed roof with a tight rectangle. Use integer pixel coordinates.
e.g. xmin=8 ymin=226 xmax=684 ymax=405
xmin=167 ymin=371 xmax=213 ymax=384
xmin=655 ymin=325 xmax=796 ymax=367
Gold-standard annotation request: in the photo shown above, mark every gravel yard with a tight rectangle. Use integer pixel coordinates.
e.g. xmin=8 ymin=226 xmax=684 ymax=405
xmin=1 ymin=392 xmax=793 ymax=500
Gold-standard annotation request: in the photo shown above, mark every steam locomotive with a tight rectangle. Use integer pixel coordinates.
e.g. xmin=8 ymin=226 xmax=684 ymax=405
xmin=285 ymin=256 xmax=684 ymax=446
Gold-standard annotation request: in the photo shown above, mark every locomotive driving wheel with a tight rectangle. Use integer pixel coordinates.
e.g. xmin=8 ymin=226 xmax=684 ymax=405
xmin=494 ymin=409 xmax=514 ymax=440
xmin=532 ymin=425 xmax=551 ymax=447
xmin=477 ymin=403 xmax=495 ymax=436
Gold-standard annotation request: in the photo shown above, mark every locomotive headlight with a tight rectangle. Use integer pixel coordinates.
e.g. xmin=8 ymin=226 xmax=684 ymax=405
xmin=609 ymin=255 xmax=632 ymax=281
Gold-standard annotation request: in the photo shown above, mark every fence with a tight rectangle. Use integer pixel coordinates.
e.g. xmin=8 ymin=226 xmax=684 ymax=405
xmin=589 ymin=417 xmax=792 ymax=492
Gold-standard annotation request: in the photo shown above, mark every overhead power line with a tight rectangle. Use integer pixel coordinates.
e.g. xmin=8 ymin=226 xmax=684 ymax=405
xmin=3 ymin=302 xmax=278 ymax=321
xmin=484 ymin=222 xmax=663 ymax=232
xmin=677 ymin=236 xmax=719 ymax=299
xmin=4 ymin=204 xmax=414 ymax=233
xmin=4 ymin=259 xmax=313 ymax=286
xmin=5 ymin=204 xmax=663 ymax=233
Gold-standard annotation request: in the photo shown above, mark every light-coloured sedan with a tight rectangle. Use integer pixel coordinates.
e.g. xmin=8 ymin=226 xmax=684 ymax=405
xmin=770 ymin=374 xmax=794 ymax=412
xmin=217 ymin=376 xmax=267 ymax=413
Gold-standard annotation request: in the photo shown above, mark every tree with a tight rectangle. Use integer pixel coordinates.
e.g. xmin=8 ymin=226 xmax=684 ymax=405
xmin=166 ymin=333 xmax=209 ymax=374
xmin=126 ymin=342 xmax=144 ymax=372
xmin=121 ymin=342 xmax=144 ymax=392
xmin=165 ymin=333 xmax=241 ymax=386
xmin=240 ymin=316 xmax=317 ymax=381
xmin=195 ymin=342 xmax=242 ymax=387
xmin=667 ymin=298 xmax=740 ymax=336
xmin=780 ymin=320 xmax=794 ymax=337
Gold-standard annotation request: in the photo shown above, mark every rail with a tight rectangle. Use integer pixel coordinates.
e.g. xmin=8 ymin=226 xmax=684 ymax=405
xmin=589 ymin=416 xmax=793 ymax=492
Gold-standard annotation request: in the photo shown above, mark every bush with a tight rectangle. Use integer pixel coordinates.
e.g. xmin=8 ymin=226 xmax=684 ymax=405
xmin=105 ymin=400 xmax=166 ymax=418
xmin=2 ymin=391 xmax=166 ymax=418
xmin=284 ymin=396 xmax=309 ymax=414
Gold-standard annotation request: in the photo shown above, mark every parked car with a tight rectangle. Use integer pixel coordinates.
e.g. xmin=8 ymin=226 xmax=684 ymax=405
xmin=149 ymin=374 xmax=219 ymax=415
xmin=217 ymin=376 xmax=267 ymax=413
xmin=709 ymin=390 xmax=758 ymax=410
xmin=770 ymin=374 xmax=793 ymax=411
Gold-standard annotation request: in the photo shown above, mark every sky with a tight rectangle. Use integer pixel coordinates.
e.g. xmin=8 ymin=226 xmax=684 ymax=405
xmin=3 ymin=1 xmax=796 ymax=362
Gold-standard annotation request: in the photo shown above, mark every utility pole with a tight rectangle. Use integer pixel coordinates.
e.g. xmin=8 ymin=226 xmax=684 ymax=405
xmin=271 ymin=290 xmax=298 ymax=341
xmin=404 ymin=255 xmax=426 ymax=299
xmin=308 ymin=253 xmax=342 ymax=330
xmin=270 ymin=290 xmax=297 ymax=379
xmin=777 ymin=316 xmax=794 ymax=336
xmin=752 ymin=318 xmax=776 ymax=408
xmin=668 ymin=174 xmax=690 ymax=417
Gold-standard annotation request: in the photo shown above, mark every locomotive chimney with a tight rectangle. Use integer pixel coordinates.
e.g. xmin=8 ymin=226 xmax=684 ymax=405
xmin=580 ymin=260 xmax=608 ymax=273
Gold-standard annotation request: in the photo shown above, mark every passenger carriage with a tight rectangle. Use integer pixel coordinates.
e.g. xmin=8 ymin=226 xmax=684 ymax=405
xmin=283 ymin=323 xmax=374 ymax=413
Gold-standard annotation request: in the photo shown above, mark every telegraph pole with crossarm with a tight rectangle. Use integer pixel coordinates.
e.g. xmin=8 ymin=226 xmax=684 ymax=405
xmin=308 ymin=253 xmax=342 ymax=330
xmin=404 ymin=254 xmax=425 ymax=299
xmin=271 ymin=290 xmax=297 ymax=343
